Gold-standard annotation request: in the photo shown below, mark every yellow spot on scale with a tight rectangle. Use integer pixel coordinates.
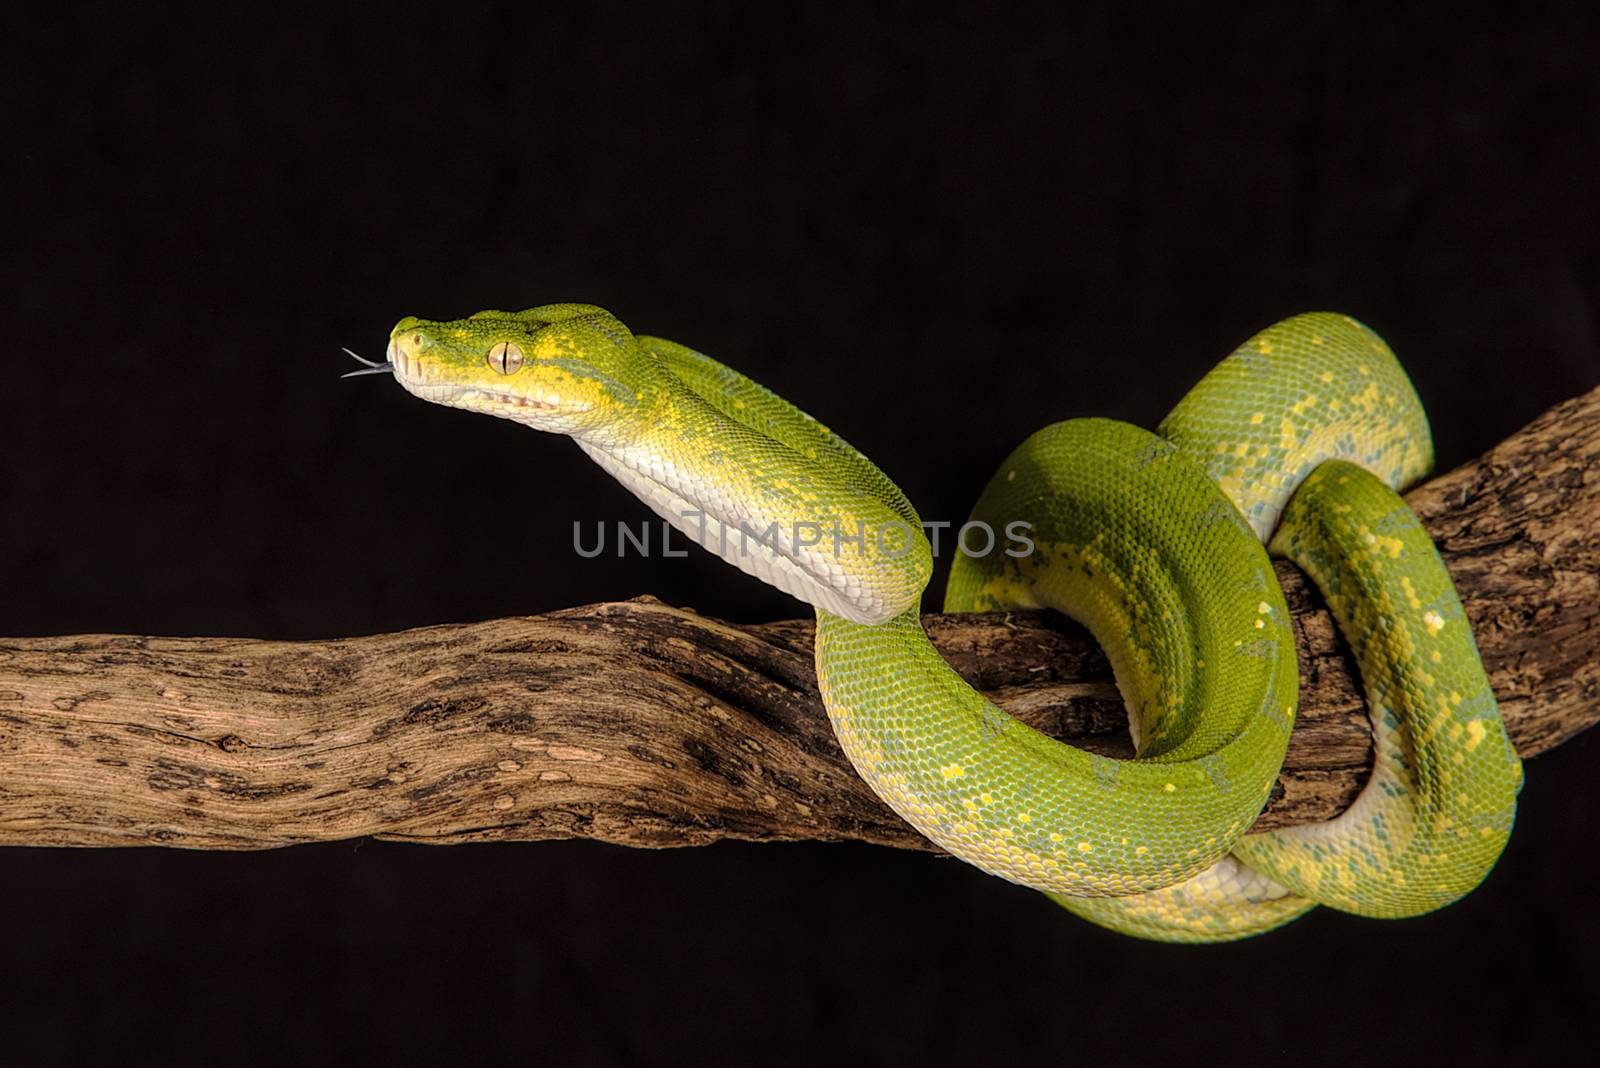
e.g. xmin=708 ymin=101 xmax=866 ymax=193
xmin=1254 ymin=619 xmax=1265 ymax=629
xmin=1050 ymin=832 xmax=1064 ymax=843
xmin=1077 ymin=841 xmax=1093 ymax=853
xmin=1312 ymin=335 xmax=1325 ymax=346
xmin=1258 ymin=340 xmax=1274 ymax=354
xmin=1164 ymin=783 xmax=1176 ymax=793
xmin=1251 ymin=412 xmax=1265 ymax=424
xmin=1319 ymin=369 xmax=1334 ymax=382
xmin=1257 ymin=602 xmax=1272 ymax=614
xmin=1431 ymin=650 xmax=1443 ymax=663
xmin=1018 ymin=811 xmax=1031 ymax=823
xmin=1135 ymin=846 xmax=1149 ymax=855
xmin=980 ymin=792 xmax=994 ymax=804
xmin=941 ymin=763 xmax=965 ymax=780
xmin=1465 ymin=720 xmax=1487 ymax=751
xmin=1423 ymin=611 xmax=1446 ymax=635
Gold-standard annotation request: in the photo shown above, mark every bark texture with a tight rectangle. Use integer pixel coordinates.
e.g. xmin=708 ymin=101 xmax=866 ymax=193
xmin=1 ymin=387 xmax=1596 ymax=852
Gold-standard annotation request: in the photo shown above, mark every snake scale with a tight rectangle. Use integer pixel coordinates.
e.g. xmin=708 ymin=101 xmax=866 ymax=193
xmin=351 ymin=304 xmax=1521 ymax=942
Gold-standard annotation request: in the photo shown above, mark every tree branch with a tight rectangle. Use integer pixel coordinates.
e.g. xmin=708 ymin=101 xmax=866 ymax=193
xmin=2 ymin=388 xmax=1596 ymax=851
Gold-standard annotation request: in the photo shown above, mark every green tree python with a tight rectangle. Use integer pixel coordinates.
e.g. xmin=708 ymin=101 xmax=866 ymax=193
xmin=348 ymin=304 xmax=1521 ymax=942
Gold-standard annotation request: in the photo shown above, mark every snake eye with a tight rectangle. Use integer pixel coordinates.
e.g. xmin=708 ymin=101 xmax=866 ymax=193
xmin=487 ymin=341 xmax=525 ymax=375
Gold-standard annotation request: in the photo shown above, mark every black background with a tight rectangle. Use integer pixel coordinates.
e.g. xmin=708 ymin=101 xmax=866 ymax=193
xmin=7 ymin=2 xmax=1600 ymax=1064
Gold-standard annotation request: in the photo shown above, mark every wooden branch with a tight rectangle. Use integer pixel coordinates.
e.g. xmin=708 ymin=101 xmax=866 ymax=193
xmin=2 ymin=387 xmax=1597 ymax=852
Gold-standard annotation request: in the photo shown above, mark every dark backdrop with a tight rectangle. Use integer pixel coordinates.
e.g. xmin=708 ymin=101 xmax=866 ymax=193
xmin=6 ymin=2 xmax=1599 ymax=1064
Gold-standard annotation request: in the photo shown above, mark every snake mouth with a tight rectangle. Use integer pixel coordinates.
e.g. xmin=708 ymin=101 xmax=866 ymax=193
xmin=426 ymin=384 xmax=591 ymax=417
xmin=464 ymin=389 xmax=573 ymax=412
xmin=391 ymin=371 xmax=592 ymax=417
xmin=462 ymin=387 xmax=595 ymax=416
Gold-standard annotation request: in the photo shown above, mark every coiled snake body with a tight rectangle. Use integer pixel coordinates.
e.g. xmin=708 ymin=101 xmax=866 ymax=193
xmin=360 ymin=305 xmax=1521 ymax=942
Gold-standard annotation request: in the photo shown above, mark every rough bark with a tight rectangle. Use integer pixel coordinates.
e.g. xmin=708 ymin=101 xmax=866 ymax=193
xmin=1 ymin=388 xmax=1596 ymax=852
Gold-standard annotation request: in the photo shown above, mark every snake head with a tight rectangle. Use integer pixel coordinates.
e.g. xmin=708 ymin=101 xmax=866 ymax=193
xmin=386 ymin=304 xmax=663 ymax=443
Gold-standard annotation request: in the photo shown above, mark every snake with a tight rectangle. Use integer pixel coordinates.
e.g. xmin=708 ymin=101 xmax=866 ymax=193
xmin=348 ymin=304 xmax=1522 ymax=942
